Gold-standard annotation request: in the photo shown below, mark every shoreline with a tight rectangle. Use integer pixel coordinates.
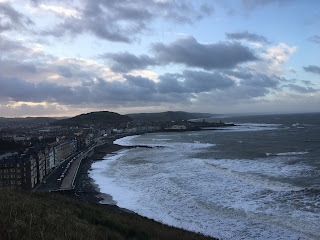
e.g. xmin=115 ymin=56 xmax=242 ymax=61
xmin=72 ymin=137 xmax=133 ymax=212
xmin=71 ymin=134 xmax=218 ymax=239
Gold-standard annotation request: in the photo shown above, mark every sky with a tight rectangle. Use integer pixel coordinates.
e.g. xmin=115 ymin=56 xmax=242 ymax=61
xmin=0 ymin=0 xmax=319 ymax=117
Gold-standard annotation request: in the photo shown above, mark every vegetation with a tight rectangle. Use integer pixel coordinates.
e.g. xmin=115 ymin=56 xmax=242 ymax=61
xmin=0 ymin=117 xmax=56 ymax=125
xmin=0 ymin=140 xmax=23 ymax=154
xmin=127 ymin=111 xmax=215 ymax=122
xmin=52 ymin=111 xmax=132 ymax=127
xmin=0 ymin=188 xmax=216 ymax=240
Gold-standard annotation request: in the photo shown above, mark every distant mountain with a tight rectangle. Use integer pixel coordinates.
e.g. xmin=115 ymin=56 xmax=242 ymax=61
xmin=127 ymin=111 xmax=215 ymax=122
xmin=0 ymin=117 xmax=56 ymax=125
xmin=52 ymin=111 xmax=132 ymax=126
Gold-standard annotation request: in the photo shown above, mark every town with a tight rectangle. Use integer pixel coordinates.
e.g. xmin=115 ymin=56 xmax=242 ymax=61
xmin=0 ymin=111 xmax=232 ymax=191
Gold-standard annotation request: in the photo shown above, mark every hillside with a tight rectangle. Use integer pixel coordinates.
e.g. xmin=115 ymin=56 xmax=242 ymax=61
xmin=52 ymin=111 xmax=132 ymax=127
xmin=0 ymin=188 xmax=216 ymax=240
xmin=127 ymin=111 xmax=215 ymax=122
xmin=0 ymin=117 xmax=56 ymax=126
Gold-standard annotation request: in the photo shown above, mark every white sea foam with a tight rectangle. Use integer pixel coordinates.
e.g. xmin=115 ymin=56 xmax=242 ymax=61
xmin=90 ymin=131 xmax=319 ymax=240
xmin=113 ymin=135 xmax=140 ymax=146
xmin=277 ymin=151 xmax=308 ymax=156
xmin=152 ymin=138 xmax=172 ymax=141
xmin=114 ymin=134 xmax=215 ymax=149
xmin=90 ymin=151 xmax=316 ymax=239
xmin=217 ymin=123 xmax=282 ymax=132
xmin=266 ymin=151 xmax=308 ymax=157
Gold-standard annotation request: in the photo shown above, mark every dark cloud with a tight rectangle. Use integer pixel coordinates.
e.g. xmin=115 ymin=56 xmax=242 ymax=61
xmin=301 ymin=80 xmax=314 ymax=86
xmin=102 ymin=52 xmax=157 ymax=73
xmin=210 ymin=69 xmax=282 ymax=100
xmin=123 ymin=75 xmax=156 ymax=91
xmin=0 ymin=60 xmax=37 ymax=78
xmin=304 ymin=65 xmax=320 ymax=75
xmin=200 ymin=3 xmax=214 ymax=16
xmin=285 ymin=84 xmax=318 ymax=94
xmin=153 ymin=36 xmax=257 ymax=70
xmin=226 ymin=31 xmax=270 ymax=43
xmin=158 ymin=73 xmax=186 ymax=94
xmin=0 ymin=74 xmax=73 ymax=103
xmin=42 ymin=0 xmax=213 ymax=43
xmin=0 ymin=36 xmax=24 ymax=51
xmin=0 ymin=72 xmax=187 ymax=106
xmin=308 ymin=35 xmax=320 ymax=44
xmin=241 ymin=0 xmax=290 ymax=10
xmin=158 ymin=70 xmax=235 ymax=94
xmin=241 ymin=73 xmax=280 ymax=88
xmin=57 ymin=66 xmax=73 ymax=78
xmin=183 ymin=70 xmax=235 ymax=93
xmin=0 ymin=2 xmax=33 ymax=32
xmin=223 ymin=69 xmax=254 ymax=80
xmin=0 ymin=63 xmax=294 ymax=111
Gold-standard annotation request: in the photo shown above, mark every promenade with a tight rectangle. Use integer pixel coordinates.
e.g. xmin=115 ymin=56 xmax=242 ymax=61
xmin=35 ymin=137 xmax=105 ymax=192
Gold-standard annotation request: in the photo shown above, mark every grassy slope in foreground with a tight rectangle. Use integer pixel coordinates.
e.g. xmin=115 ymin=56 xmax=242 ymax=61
xmin=0 ymin=188 xmax=217 ymax=240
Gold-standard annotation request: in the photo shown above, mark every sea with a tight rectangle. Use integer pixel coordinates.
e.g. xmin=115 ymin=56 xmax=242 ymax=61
xmin=89 ymin=113 xmax=320 ymax=240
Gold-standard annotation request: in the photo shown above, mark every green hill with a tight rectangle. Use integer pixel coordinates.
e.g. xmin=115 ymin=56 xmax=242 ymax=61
xmin=127 ymin=111 xmax=215 ymax=122
xmin=0 ymin=188 xmax=216 ymax=240
xmin=53 ymin=111 xmax=132 ymax=127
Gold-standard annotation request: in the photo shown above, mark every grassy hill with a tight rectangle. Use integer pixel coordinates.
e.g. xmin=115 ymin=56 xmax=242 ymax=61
xmin=52 ymin=111 xmax=132 ymax=127
xmin=0 ymin=188 xmax=216 ymax=240
xmin=127 ymin=111 xmax=215 ymax=122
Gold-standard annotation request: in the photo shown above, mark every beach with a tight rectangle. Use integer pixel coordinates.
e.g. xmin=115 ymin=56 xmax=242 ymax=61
xmin=69 ymin=136 xmax=218 ymax=239
xmin=72 ymin=138 xmax=130 ymax=211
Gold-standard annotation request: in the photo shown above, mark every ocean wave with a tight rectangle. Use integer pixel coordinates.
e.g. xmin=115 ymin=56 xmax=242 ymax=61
xmin=202 ymin=161 xmax=304 ymax=192
xmin=217 ymin=123 xmax=282 ymax=132
xmin=266 ymin=151 xmax=308 ymax=156
xmin=114 ymin=135 xmax=215 ymax=150
xmin=113 ymin=135 xmax=140 ymax=146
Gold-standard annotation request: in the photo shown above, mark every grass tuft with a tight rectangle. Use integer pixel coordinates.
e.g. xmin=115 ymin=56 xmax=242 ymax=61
xmin=0 ymin=188 xmax=217 ymax=240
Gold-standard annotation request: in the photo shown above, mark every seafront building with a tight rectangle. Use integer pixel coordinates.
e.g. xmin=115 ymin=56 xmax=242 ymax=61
xmin=0 ymin=116 xmax=226 ymax=190
xmin=0 ymin=134 xmax=93 ymax=189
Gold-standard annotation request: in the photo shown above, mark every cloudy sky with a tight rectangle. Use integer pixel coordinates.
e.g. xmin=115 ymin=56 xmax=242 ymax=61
xmin=0 ymin=0 xmax=319 ymax=117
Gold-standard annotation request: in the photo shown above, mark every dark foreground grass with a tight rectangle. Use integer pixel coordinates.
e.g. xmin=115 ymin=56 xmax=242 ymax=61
xmin=0 ymin=188 xmax=217 ymax=240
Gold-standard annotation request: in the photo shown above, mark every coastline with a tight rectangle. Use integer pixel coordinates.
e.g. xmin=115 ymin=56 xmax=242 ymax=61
xmin=72 ymin=137 xmax=132 ymax=212
xmin=71 ymin=135 xmax=218 ymax=239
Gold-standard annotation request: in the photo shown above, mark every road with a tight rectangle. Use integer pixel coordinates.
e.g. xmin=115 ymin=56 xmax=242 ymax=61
xmin=35 ymin=139 xmax=104 ymax=192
